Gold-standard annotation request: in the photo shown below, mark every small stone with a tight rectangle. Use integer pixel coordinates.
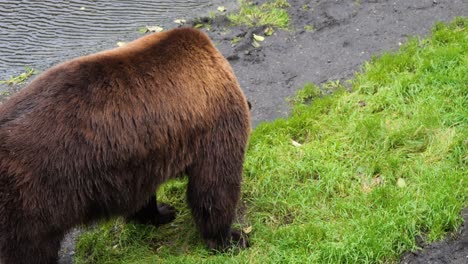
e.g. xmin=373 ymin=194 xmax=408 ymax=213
xmin=227 ymin=54 xmax=239 ymax=61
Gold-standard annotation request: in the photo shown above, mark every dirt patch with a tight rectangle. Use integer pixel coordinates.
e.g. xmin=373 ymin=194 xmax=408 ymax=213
xmin=200 ymin=0 xmax=466 ymax=126
xmin=401 ymin=209 xmax=468 ymax=264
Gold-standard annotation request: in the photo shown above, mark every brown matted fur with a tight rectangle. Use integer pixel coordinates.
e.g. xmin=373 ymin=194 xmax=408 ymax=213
xmin=0 ymin=27 xmax=250 ymax=264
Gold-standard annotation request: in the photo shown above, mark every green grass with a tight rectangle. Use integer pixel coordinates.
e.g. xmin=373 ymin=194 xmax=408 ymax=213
xmin=0 ymin=66 xmax=37 ymax=85
xmin=228 ymin=0 xmax=290 ymax=29
xmin=75 ymin=17 xmax=467 ymax=263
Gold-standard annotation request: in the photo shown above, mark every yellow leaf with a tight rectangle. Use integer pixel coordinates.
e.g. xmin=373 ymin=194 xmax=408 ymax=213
xmin=146 ymin=25 xmax=163 ymax=33
xmin=174 ymin=19 xmax=186 ymax=25
xmin=264 ymin=27 xmax=274 ymax=36
xmin=397 ymin=178 xmax=406 ymax=188
xmin=253 ymin=34 xmax=265 ymax=42
xmin=252 ymin=41 xmax=261 ymax=48
xmin=291 ymin=140 xmax=302 ymax=147
xmin=243 ymin=226 xmax=253 ymax=234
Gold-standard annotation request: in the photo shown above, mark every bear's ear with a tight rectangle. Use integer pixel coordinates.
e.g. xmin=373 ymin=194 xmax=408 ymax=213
xmin=247 ymin=101 xmax=252 ymax=110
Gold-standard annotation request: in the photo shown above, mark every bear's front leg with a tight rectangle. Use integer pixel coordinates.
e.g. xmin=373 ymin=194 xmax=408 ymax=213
xmin=126 ymin=194 xmax=177 ymax=226
xmin=0 ymin=232 xmax=62 ymax=264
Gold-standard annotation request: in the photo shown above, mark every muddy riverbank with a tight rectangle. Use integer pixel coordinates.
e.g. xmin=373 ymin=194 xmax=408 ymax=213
xmin=200 ymin=2 xmax=467 ymax=262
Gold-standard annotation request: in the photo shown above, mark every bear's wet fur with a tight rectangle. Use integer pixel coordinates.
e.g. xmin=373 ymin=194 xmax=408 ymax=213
xmin=0 ymin=27 xmax=250 ymax=264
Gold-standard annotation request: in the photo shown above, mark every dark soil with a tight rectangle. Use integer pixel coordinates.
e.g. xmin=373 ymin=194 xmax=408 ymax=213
xmin=401 ymin=209 xmax=468 ymax=264
xmin=2 ymin=0 xmax=466 ymax=263
xmin=202 ymin=0 xmax=467 ymax=126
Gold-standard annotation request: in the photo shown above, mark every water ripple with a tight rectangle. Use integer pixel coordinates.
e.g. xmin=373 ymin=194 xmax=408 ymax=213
xmin=0 ymin=0 xmax=215 ymax=85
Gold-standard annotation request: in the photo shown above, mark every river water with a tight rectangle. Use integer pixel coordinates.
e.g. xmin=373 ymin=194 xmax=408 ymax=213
xmin=0 ymin=0 xmax=230 ymax=91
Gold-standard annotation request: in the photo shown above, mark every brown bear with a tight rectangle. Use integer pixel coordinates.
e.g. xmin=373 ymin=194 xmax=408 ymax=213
xmin=0 ymin=27 xmax=250 ymax=264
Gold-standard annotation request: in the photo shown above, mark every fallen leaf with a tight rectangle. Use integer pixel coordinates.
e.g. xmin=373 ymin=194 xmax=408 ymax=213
xmin=217 ymin=6 xmax=227 ymax=12
xmin=146 ymin=25 xmax=163 ymax=33
xmin=116 ymin=42 xmax=127 ymax=47
xmin=362 ymin=176 xmax=383 ymax=193
xmin=252 ymin=41 xmax=261 ymax=48
xmin=194 ymin=23 xmax=204 ymax=29
xmin=253 ymin=34 xmax=265 ymax=42
xmin=264 ymin=27 xmax=275 ymax=36
xmin=362 ymin=183 xmax=372 ymax=193
xmin=291 ymin=140 xmax=302 ymax=147
xmin=174 ymin=19 xmax=186 ymax=25
xmin=231 ymin=36 xmax=242 ymax=46
xmin=264 ymin=27 xmax=274 ymax=36
xmin=371 ymin=176 xmax=383 ymax=186
xmin=397 ymin=178 xmax=406 ymax=188
xmin=243 ymin=226 xmax=253 ymax=234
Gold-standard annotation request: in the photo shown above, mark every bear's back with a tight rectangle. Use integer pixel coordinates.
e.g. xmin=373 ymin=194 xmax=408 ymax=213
xmin=0 ymin=28 xmax=249 ymax=184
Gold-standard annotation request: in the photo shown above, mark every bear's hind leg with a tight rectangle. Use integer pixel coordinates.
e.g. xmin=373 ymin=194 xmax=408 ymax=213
xmin=186 ymin=155 xmax=248 ymax=251
xmin=126 ymin=194 xmax=177 ymax=226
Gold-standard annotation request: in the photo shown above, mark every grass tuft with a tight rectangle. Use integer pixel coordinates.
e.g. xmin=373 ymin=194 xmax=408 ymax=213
xmin=228 ymin=0 xmax=290 ymax=29
xmin=0 ymin=66 xmax=37 ymax=85
xmin=75 ymin=17 xmax=467 ymax=263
